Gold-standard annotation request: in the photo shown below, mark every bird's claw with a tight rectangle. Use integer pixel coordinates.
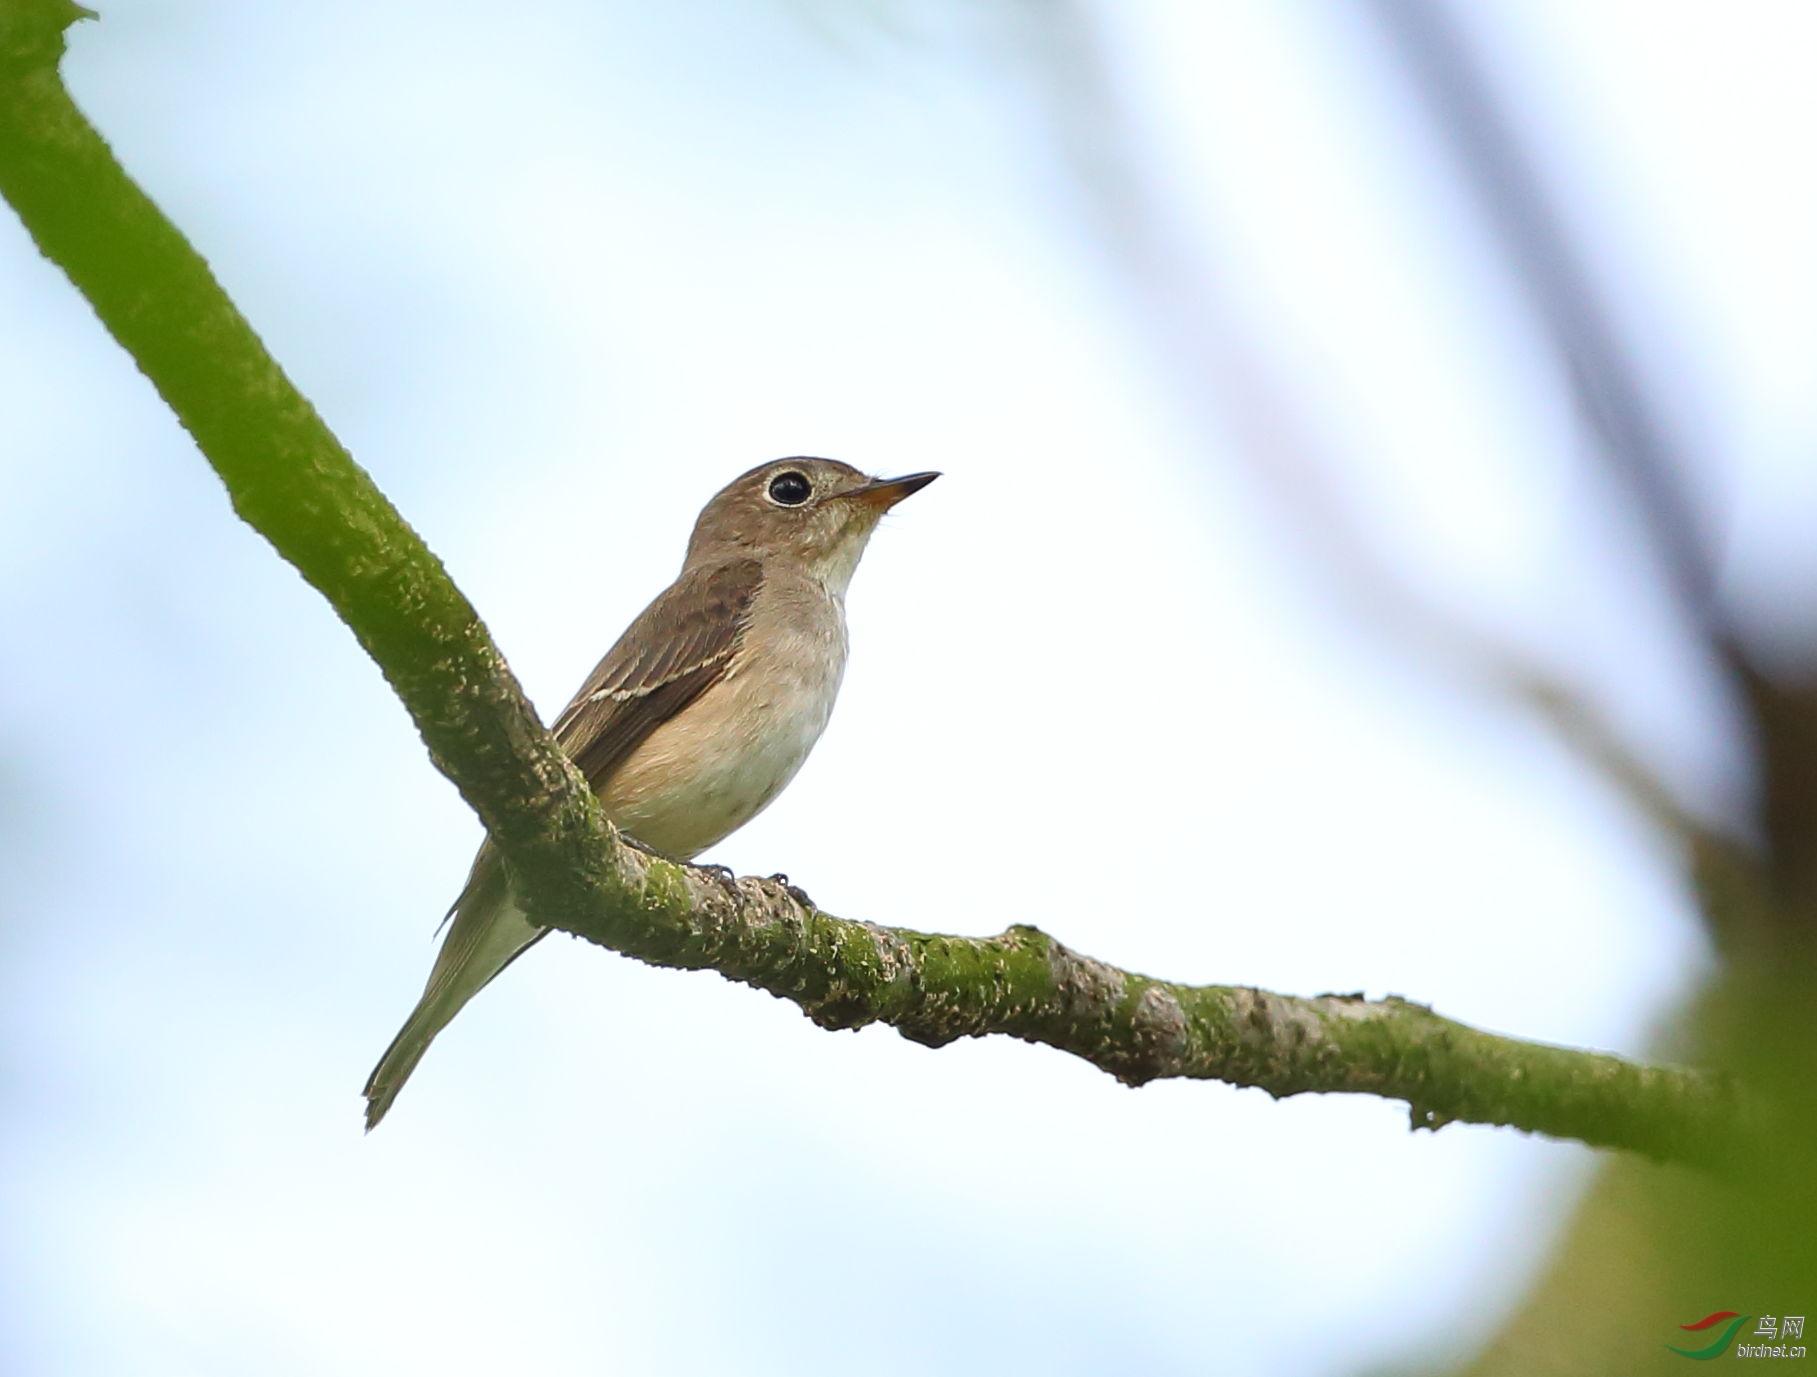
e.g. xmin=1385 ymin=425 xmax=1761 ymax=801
xmin=699 ymin=862 xmax=739 ymax=894
xmin=618 ymin=834 xmax=738 ymax=895
xmin=769 ymin=873 xmax=815 ymax=908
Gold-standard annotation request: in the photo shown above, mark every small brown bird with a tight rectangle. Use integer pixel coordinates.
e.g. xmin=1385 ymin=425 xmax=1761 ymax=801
xmin=363 ymin=458 xmax=938 ymax=1128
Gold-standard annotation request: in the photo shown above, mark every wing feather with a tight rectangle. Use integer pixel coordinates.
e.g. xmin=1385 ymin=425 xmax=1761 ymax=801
xmin=550 ymin=557 xmax=762 ymax=790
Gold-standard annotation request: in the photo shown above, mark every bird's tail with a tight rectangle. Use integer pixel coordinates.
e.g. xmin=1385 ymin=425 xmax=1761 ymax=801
xmin=364 ymin=852 xmax=543 ymax=1130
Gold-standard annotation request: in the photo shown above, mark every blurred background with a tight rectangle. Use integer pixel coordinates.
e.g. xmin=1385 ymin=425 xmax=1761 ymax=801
xmin=2 ymin=1 xmax=1812 ymax=1373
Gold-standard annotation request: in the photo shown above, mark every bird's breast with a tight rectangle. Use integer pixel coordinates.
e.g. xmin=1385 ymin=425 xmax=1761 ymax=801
xmin=598 ymin=585 xmax=849 ymax=860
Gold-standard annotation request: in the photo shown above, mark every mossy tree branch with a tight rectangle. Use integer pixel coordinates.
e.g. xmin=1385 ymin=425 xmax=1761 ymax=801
xmin=0 ymin=0 xmax=1737 ymax=1165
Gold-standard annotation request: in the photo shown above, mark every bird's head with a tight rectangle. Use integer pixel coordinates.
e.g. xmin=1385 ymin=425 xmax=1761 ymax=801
xmin=685 ymin=457 xmax=939 ymax=594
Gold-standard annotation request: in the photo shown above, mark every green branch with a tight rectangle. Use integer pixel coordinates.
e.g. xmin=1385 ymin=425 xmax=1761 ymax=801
xmin=0 ymin=0 xmax=612 ymax=927
xmin=0 ymin=0 xmax=1736 ymax=1164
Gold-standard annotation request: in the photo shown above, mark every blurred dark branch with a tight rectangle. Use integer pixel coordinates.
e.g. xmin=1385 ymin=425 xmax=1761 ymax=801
xmin=0 ymin=0 xmax=1747 ymax=1155
xmin=1727 ymin=666 xmax=1817 ymax=916
xmin=1366 ymin=0 xmax=1717 ymax=630
xmin=1369 ymin=0 xmax=1817 ymax=923
xmin=1006 ymin=0 xmax=1697 ymax=840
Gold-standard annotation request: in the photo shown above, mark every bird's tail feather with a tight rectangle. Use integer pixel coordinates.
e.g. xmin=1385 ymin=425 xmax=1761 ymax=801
xmin=364 ymin=851 xmax=542 ymax=1130
xmin=363 ymin=1001 xmax=449 ymax=1132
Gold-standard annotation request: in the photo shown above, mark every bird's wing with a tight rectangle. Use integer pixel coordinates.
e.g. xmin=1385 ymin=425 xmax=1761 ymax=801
xmin=550 ymin=556 xmax=764 ymax=790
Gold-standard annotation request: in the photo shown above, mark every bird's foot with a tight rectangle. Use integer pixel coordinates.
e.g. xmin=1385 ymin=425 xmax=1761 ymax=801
xmin=697 ymin=862 xmax=740 ymax=895
xmin=618 ymin=831 xmax=677 ymax=863
xmin=769 ymin=873 xmax=815 ymax=909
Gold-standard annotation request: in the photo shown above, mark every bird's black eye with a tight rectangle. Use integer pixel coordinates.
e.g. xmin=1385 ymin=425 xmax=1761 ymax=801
xmin=767 ymin=471 xmax=813 ymax=506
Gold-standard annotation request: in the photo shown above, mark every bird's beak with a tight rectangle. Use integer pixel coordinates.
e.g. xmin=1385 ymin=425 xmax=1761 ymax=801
xmin=842 ymin=471 xmax=941 ymax=511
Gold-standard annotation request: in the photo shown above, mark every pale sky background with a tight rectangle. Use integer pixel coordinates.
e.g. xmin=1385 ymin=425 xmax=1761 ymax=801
xmin=1 ymin=2 xmax=1812 ymax=1374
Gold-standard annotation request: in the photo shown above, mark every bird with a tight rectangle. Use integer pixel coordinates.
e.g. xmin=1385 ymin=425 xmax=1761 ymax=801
xmin=362 ymin=457 xmax=939 ymax=1128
